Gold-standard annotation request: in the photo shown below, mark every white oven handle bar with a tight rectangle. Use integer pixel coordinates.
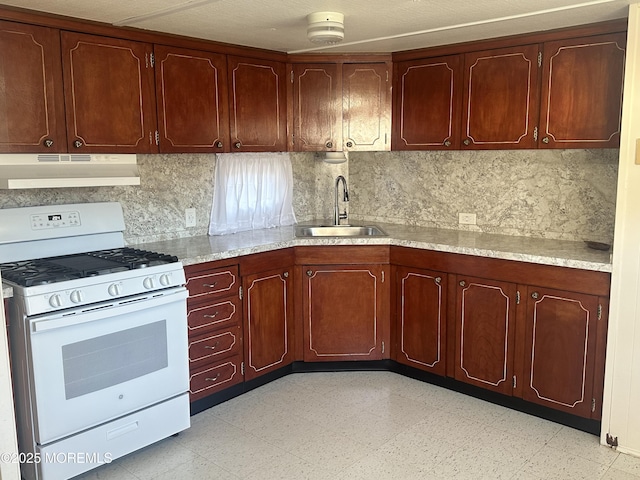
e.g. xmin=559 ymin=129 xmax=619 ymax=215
xmin=30 ymin=287 xmax=188 ymax=333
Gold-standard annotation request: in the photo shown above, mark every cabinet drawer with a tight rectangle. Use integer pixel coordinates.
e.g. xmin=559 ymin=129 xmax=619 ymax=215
xmin=186 ymin=266 xmax=239 ymax=299
xmin=189 ymin=354 xmax=243 ymax=401
xmin=189 ymin=326 xmax=242 ymax=364
xmin=187 ymin=297 xmax=240 ymax=333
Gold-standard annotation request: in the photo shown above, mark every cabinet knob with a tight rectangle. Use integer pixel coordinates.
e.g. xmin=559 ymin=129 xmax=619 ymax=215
xmin=283 ymin=272 xmax=289 ymax=278
xmin=459 ymin=280 xmax=466 ymax=287
xmin=73 ymin=139 xmax=83 ymax=148
xmin=444 ymin=140 xmax=451 ymax=147
xmin=43 ymin=138 xmax=54 ymax=148
xmin=346 ymin=141 xmax=353 ymax=148
xmin=306 ymin=270 xmax=313 ymax=277
xmin=215 ymin=141 xmax=223 ymax=148
xmin=542 ymin=137 xmax=550 ymax=144
xmin=463 ymin=139 xmax=471 ymax=146
xmin=234 ymin=141 xmax=241 ymax=149
xmin=435 ymin=276 xmax=442 ymax=285
xmin=325 ymin=141 xmax=333 ymax=149
xmin=531 ymin=291 xmax=539 ymax=299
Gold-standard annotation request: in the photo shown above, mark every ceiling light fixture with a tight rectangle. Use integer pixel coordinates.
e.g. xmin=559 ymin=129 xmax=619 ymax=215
xmin=307 ymin=12 xmax=344 ymax=45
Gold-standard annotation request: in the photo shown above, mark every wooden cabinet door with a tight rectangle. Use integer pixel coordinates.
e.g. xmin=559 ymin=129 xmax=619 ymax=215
xmin=342 ymin=63 xmax=390 ymax=151
xmin=292 ymin=64 xmax=341 ymax=152
xmin=227 ymin=56 xmax=287 ymax=152
xmin=522 ymin=286 xmax=599 ymax=418
xmin=454 ymin=276 xmax=517 ymax=395
xmin=0 ymin=21 xmax=66 ymax=153
xmin=303 ymin=265 xmax=387 ymax=361
xmin=462 ymin=44 xmax=540 ymax=149
xmin=393 ymin=56 xmax=462 ymax=150
xmin=154 ymin=45 xmax=229 ymax=153
xmin=395 ymin=266 xmax=447 ymax=376
xmin=60 ymin=32 xmax=157 ymax=153
xmin=243 ymin=268 xmax=293 ymax=380
xmin=539 ymin=33 xmax=625 ymax=148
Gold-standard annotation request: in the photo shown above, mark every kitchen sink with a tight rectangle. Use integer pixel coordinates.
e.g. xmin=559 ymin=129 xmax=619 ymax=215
xmin=295 ymin=225 xmax=387 ymax=237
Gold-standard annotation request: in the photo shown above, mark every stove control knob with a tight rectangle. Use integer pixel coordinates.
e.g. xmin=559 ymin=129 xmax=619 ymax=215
xmin=159 ymin=274 xmax=171 ymax=286
xmin=49 ymin=294 xmax=62 ymax=308
xmin=143 ymin=277 xmax=155 ymax=290
xmin=70 ymin=290 xmax=83 ymax=304
xmin=108 ymin=283 xmax=122 ymax=297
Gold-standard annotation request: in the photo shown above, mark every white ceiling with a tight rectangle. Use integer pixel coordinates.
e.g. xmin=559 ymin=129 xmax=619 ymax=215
xmin=0 ymin=0 xmax=633 ymax=53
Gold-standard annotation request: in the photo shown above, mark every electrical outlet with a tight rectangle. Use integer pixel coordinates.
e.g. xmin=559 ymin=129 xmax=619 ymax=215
xmin=185 ymin=208 xmax=196 ymax=227
xmin=458 ymin=212 xmax=477 ymax=225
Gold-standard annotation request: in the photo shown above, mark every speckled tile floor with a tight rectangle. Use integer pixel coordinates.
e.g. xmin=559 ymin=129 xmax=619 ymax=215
xmin=75 ymin=371 xmax=640 ymax=480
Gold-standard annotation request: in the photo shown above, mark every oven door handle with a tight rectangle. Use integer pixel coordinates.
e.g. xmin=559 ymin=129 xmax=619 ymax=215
xmin=30 ymin=288 xmax=188 ymax=333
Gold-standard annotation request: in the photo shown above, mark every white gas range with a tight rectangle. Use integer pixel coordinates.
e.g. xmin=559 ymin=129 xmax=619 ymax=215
xmin=0 ymin=202 xmax=190 ymax=480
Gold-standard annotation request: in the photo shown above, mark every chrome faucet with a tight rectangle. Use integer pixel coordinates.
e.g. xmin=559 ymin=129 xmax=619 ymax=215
xmin=334 ymin=175 xmax=349 ymax=225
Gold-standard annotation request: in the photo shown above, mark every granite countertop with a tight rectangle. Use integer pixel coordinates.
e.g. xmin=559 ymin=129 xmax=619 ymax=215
xmin=134 ymin=221 xmax=613 ymax=272
xmin=0 ymin=222 xmax=613 ymax=299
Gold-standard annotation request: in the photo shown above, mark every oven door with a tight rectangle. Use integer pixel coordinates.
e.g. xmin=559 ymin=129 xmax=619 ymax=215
xmin=27 ymin=287 xmax=188 ymax=445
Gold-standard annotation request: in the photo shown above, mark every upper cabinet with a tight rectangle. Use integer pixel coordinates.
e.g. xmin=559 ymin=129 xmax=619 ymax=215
xmin=0 ymin=21 xmax=66 ymax=153
xmin=393 ymin=55 xmax=463 ymax=150
xmin=227 ymin=56 xmax=287 ymax=152
xmin=60 ymin=32 xmax=158 ymax=153
xmin=539 ymin=33 xmax=626 ymax=148
xmin=461 ymin=44 xmax=540 ymax=149
xmin=292 ymin=62 xmax=391 ymax=152
xmin=154 ymin=45 xmax=229 ymax=153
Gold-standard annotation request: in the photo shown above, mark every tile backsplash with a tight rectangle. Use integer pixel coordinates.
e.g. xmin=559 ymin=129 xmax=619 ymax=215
xmin=0 ymin=148 xmax=618 ymax=244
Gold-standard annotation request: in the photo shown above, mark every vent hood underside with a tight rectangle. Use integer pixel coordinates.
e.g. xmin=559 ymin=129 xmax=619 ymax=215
xmin=0 ymin=154 xmax=140 ymax=189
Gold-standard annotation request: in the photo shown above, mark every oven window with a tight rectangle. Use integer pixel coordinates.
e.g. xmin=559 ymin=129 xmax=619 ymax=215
xmin=61 ymin=321 xmax=168 ymax=399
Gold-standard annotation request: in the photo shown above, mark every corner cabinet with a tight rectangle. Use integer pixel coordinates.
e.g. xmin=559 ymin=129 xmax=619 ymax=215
xmin=154 ymin=45 xmax=229 ymax=153
xmin=291 ymin=62 xmax=391 ymax=152
xmin=240 ymin=249 xmax=295 ymax=381
xmin=227 ymin=56 xmax=287 ymax=152
xmin=538 ymin=33 xmax=626 ymax=148
xmin=0 ymin=20 xmax=66 ymax=153
xmin=60 ymin=31 xmax=158 ymax=153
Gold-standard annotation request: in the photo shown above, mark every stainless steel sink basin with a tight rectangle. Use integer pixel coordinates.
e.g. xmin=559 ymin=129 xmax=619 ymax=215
xmin=295 ymin=225 xmax=387 ymax=237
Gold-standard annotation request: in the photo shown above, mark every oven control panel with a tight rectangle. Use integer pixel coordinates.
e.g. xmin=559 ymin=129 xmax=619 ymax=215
xmin=31 ymin=211 xmax=81 ymax=230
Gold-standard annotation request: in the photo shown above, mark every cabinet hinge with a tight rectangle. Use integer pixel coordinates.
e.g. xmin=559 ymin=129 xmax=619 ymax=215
xmin=241 ymin=362 xmax=245 ymax=376
xmin=291 ymin=134 xmax=295 ymax=145
xmin=606 ymin=433 xmax=619 ymax=448
xmin=382 ymin=341 xmax=385 ymax=354
xmin=386 ymin=70 xmax=389 ymax=82
xmin=516 ymin=291 xmax=521 ymax=305
xmin=291 ymin=70 xmax=294 ymax=83
xmin=239 ymin=286 xmax=243 ymax=300
xmin=155 ymin=130 xmax=160 ymax=146
xmin=533 ymin=126 xmax=538 ymax=141
xmin=381 ymin=271 xmax=385 ymax=283
xmin=537 ymin=51 xmax=542 ymax=68
xmin=512 ymin=375 xmax=517 ymax=389
xmin=592 ymin=398 xmax=596 ymax=412
xmin=598 ymin=304 xmax=602 ymax=321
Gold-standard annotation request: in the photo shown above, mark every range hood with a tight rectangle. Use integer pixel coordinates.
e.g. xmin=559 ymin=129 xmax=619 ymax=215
xmin=0 ymin=154 xmax=140 ymax=189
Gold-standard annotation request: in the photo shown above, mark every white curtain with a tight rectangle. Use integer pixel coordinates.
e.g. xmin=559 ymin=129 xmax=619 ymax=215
xmin=209 ymin=152 xmax=296 ymax=235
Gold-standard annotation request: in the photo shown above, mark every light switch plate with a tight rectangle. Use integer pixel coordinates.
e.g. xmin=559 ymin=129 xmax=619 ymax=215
xmin=185 ymin=208 xmax=196 ymax=227
xmin=458 ymin=212 xmax=477 ymax=225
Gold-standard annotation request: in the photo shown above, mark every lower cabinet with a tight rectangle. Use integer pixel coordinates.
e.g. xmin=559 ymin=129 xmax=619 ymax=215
xmin=241 ymin=249 xmax=295 ymax=381
xmin=395 ymin=266 xmax=447 ymax=376
xmin=184 ymin=262 xmax=244 ymax=402
xmin=454 ymin=275 xmax=518 ymax=396
xmin=521 ymin=286 xmax=602 ymax=418
xmin=302 ymin=263 xmax=388 ymax=361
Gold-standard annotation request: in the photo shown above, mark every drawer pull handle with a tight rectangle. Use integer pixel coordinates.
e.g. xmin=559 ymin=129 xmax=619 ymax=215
xmin=204 ymin=342 xmax=220 ymax=350
xmin=203 ymin=282 xmax=218 ymax=288
xmin=205 ymin=374 xmax=221 ymax=382
xmin=203 ymin=311 xmax=219 ymax=318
